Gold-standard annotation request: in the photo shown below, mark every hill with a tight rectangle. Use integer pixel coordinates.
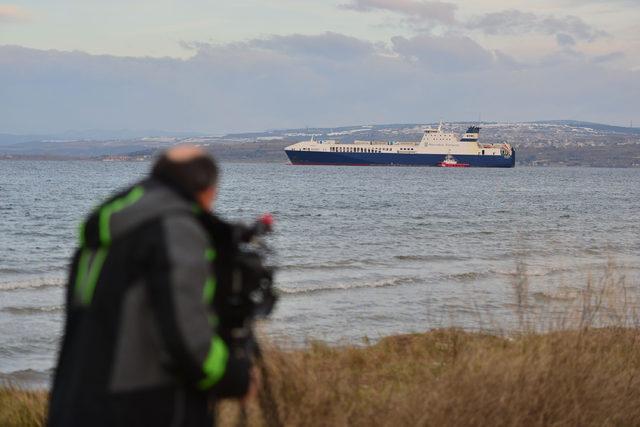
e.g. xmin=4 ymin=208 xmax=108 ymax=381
xmin=1 ymin=121 xmax=639 ymax=167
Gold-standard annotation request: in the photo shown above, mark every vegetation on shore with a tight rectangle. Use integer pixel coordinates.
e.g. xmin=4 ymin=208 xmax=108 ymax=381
xmin=0 ymin=387 xmax=47 ymax=427
xmin=223 ymin=327 xmax=640 ymax=426
xmin=3 ymin=327 xmax=640 ymax=427
xmin=2 ymin=262 xmax=639 ymax=426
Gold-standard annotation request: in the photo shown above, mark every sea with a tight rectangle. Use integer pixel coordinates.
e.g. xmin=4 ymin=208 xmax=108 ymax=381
xmin=1 ymin=160 xmax=639 ymax=387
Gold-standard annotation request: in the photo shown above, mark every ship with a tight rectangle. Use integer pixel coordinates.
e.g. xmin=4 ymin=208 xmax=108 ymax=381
xmin=284 ymin=123 xmax=515 ymax=168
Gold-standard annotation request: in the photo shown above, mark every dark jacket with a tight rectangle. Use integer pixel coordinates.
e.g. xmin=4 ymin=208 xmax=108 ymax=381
xmin=48 ymin=179 xmax=249 ymax=427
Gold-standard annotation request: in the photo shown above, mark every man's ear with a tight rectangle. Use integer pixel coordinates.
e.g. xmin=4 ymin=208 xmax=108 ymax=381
xmin=198 ymin=185 xmax=218 ymax=211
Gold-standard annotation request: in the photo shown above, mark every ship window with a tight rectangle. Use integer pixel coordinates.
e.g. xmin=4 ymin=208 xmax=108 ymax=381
xmin=482 ymin=150 xmax=485 ymax=155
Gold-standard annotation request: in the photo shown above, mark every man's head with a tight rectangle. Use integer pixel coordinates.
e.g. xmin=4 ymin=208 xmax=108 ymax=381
xmin=151 ymin=145 xmax=219 ymax=211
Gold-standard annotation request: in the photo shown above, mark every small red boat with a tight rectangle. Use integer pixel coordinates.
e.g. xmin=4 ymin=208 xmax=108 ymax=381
xmin=438 ymin=154 xmax=469 ymax=168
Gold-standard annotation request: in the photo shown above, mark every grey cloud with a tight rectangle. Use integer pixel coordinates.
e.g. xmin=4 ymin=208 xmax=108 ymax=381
xmin=391 ymin=34 xmax=495 ymax=72
xmin=555 ymin=33 xmax=576 ymax=47
xmin=592 ymin=51 xmax=625 ymax=64
xmin=185 ymin=32 xmax=378 ymax=62
xmin=248 ymin=32 xmax=377 ymax=61
xmin=469 ymin=10 xmax=607 ymax=42
xmin=0 ymin=35 xmax=637 ymax=134
xmin=340 ymin=0 xmax=457 ymax=24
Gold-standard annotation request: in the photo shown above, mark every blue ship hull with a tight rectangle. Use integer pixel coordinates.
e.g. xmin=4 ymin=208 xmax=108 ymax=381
xmin=285 ymin=149 xmax=515 ymax=168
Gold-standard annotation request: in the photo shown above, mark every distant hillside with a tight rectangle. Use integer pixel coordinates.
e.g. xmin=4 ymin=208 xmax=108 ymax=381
xmin=1 ymin=120 xmax=639 ymax=167
xmin=0 ymin=129 xmax=206 ymax=146
xmin=532 ymin=120 xmax=640 ymax=135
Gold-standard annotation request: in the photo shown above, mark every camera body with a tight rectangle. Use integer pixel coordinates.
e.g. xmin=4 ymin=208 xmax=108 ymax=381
xmin=199 ymin=213 xmax=278 ymax=336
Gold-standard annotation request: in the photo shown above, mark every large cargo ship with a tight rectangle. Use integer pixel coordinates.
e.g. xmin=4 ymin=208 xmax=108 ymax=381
xmin=284 ymin=124 xmax=515 ymax=168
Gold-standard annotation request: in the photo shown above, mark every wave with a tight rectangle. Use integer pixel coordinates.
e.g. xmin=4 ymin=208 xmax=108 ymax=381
xmin=489 ymin=266 xmax=575 ymax=278
xmin=394 ymin=254 xmax=463 ymax=262
xmin=279 ymin=276 xmax=419 ymax=296
xmin=0 ymin=264 xmax=67 ymax=275
xmin=2 ymin=305 xmax=64 ymax=315
xmin=0 ymin=277 xmax=65 ymax=292
xmin=0 ymin=268 xmax=24 ymax=274
xmin=447 ymin=271 xmax=490 ymax=282
xmin=280 ymin=259 xmax=385 ymax=271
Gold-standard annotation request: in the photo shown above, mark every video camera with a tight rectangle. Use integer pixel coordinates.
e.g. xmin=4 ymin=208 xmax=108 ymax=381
xmin=200 ymin=213 xmax=283 ymax=426
xmin=199 ymin=213 xmax=278 ymax=337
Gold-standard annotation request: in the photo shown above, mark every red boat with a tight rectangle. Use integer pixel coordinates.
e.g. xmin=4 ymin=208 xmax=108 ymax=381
xmin=438 ymin=154 xmax=470 ymax=168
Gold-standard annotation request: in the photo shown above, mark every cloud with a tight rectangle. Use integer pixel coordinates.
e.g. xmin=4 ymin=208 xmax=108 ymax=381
xmin=247 ymin=32 xmax=377 ymax=61
xmin=340 ymin=0 xmax=457 ymax=25
xmin=0 ymin=34 xmax=637 ymax=134
xmin=184 ymin=32 xmax=377 ymax=62
xmin=591 ymin=51 xmax=625 ymax=64
xmin=555 ymin=33 xmax=576 ymax=47
xmin=391 ymin=34 xmax=496 ymax=72
xmin=0 ymin=4 xmax=29 ymax=22
xmin=469 ymin=10 xmax=607 ymax=43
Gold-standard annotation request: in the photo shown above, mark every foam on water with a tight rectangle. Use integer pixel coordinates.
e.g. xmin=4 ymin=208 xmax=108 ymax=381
xmin=0 ymin=277 xmax=65 ymax=291
xmin=278 ymin=276 xmax=419 ymax=295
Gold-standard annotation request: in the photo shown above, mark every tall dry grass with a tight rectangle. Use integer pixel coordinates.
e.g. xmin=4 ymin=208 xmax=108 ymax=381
xmin=0 ymin=386 xmax=47 ymax=427
xmin=216 ymin=327 xmax=640 ymax=426
xmin=3 ymin=262 xmax=640 ymax=426
xmin=217 ymin=261 xmax=640 ymax=426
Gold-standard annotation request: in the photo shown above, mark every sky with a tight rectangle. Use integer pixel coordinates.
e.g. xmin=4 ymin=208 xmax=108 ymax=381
xmin=1 ymin=0 xmax=639 ymax=134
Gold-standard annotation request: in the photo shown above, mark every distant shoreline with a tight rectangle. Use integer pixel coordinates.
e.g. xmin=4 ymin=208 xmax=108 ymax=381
xmin=2 ymin=121 xmax=639 ymax=167
xmin=2 ymin=155 xmax=640 ymax=168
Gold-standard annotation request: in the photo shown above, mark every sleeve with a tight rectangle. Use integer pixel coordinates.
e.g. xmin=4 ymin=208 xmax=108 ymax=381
xmin=147 ymin=214 xmax=248 ymax=391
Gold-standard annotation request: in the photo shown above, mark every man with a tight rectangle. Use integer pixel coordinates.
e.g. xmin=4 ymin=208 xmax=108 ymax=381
xmin=48 ymin=146 xmax=252 ymax=427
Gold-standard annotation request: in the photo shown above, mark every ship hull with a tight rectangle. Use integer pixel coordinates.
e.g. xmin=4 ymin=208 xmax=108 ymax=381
xmin=285 ymin=149 xmax=515 ymax=168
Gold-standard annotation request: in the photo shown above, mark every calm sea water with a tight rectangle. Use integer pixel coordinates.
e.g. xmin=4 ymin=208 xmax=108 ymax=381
xmin=1 ymin=160 xmax=639 ymax=386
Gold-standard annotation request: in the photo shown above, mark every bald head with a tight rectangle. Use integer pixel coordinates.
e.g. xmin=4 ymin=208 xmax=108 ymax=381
xmin=166 ymin=144 xmax=207 ymax=162
xmin=151 ymin=145 xmax=219 ymax=210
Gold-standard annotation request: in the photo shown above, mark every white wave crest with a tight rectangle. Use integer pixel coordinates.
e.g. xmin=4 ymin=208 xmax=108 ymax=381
xmin=0 ymin=277 xmax=65 ymax=291
xmin=279 ymin=276 xmax=418 ymax=296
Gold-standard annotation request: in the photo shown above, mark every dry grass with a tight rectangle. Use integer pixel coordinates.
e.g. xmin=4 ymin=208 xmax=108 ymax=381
xmin=3 ymin=263 xmax=640 ymax=426
xmin=0 ymin=386 xmax=47 ymax=427
xmin=3 ymin=328 xmax=640 ymax=427
xmin=217 ymin=327 xmax=640 ymax=426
